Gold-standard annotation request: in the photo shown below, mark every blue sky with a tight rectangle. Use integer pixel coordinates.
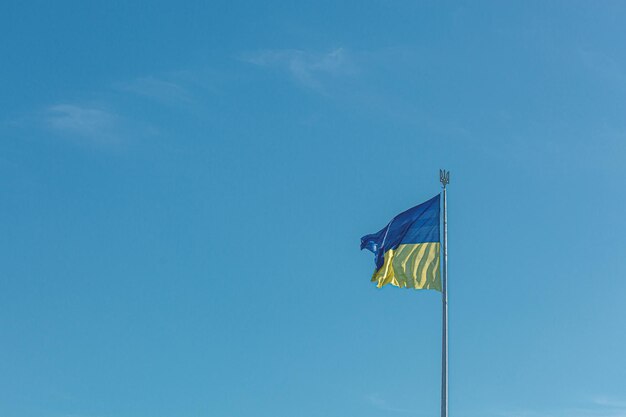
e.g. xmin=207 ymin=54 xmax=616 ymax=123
xmin=2 ymin=1 xmax=626 ymax=417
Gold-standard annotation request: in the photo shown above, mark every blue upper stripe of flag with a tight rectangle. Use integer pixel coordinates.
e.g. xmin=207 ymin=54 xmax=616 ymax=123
xmin=361 ymin=194 xmax=440 ymax=269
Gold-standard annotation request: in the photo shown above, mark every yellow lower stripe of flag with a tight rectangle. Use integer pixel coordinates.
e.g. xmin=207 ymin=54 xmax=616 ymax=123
xmin=371 ymin=242 xmax=441 ymax=290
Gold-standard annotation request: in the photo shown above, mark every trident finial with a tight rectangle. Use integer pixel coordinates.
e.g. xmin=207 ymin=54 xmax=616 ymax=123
xmin=439 ymin=169 xmax=450 ymax=188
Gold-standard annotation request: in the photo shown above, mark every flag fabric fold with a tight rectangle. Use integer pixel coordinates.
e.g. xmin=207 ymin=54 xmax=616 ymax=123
xmin=361 ymin=194 xmax=441 ymax=290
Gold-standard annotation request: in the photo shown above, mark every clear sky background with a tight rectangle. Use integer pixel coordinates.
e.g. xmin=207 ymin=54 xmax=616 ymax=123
xmin=2 ymin=1 xmax=626 ymax=417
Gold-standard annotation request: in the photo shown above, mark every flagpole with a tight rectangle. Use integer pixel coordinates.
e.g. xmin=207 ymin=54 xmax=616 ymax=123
xmin=440 ymin=169 xmax=449 ymax=417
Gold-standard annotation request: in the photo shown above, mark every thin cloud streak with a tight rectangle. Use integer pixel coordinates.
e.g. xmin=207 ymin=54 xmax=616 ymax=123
xmin=493 ymin=397 xmax=626 ymax=417
xmin=45 ymin=104 xmax=122 ymax=144
xmin=241 ymin=48 xmax=356 ymax=92
xmin=240 ymin=46 xmax=471 ymax=134
xmin=367 ymin=393 xmax=422 ymax=414
xmin=579 ymin=48 xmax=626 ymax=90
xmin=115 ymin=75 xmax=193 ymax=105
xmin=593 ymin=396 xmax=626 ymax=410
xmin=35 ymin=67 xmax=218 ymax=148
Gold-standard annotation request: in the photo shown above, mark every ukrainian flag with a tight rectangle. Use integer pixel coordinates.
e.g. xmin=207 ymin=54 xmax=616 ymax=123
xmin=361 ymin=194 xmax=441 ymax=290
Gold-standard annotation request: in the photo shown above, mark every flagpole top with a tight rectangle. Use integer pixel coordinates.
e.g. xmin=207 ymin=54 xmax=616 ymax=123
xmin=439 ymin=169 xmax=450 ymax=188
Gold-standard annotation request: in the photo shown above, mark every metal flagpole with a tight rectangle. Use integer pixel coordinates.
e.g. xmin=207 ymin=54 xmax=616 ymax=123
xmin=439 ymin=169 xmax=449 ymax=417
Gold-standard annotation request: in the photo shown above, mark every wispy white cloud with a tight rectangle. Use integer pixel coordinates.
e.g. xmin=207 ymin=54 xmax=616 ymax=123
xmin=115 ymin=75 xmax=193 ymax=105
xmin=35 ymin=68 xmax=216 ymax=147
xmin=241 ymin=48 xmax=356 ymax=92
xmin=579 ymin=48 xmax=626 ymax=89
xmin=490 ymin=396 xmax=626 ymax=417
xmin=593 ymin=396 xmax=626 ymax=409
xmin=367 ymin=393 xmax=421 ymax=414
xmin=44 ymin=104 xmax=123 ymax=144
xmin=239 ymin=46 xmax=470 ymax=134
xmin=493 ymin=409 xmax=626 ymax=417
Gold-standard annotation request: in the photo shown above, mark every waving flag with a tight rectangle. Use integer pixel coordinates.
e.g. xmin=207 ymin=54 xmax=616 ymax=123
xmin=360 ymin=194 xmax=441 ymax=290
